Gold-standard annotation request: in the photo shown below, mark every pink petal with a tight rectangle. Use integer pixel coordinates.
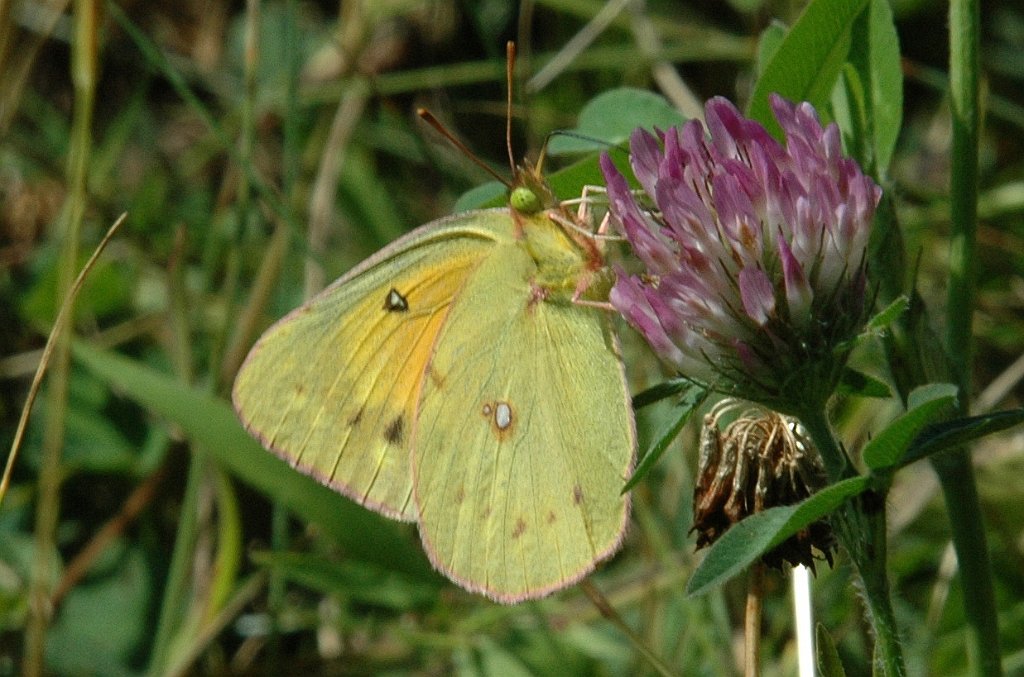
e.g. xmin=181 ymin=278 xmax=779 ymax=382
xmin=629 ymin=128 xmax=662 ymax=198
xmin=777 ymin=235 xmax=813 ymax=325
xmin=610 ymin=273 xmax=685 ymax=366
xmin=738 ymin=266 xmax=775 ymax=326
xmin=600 ymin=153 xmax=677 ymax=272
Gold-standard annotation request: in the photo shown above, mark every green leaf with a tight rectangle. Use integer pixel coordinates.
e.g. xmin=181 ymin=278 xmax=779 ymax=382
xmin=687 ymin=476 xmax=869 ymax=596
xmin=454 ymin=180 xmax=506 ymax=212
xmin=563 ymin=623 xmax=632 ymax=666
xmin=861 ymin=383 xmax=959 ymax=470
xmin=22 ymin=253 xmax=134 ymax=326
xmin=748 ymin=0 xmax=868 ymax=135
xmin=833 ymin=296 xmax=909 ymax=354
xmin=478 ymin=638 xmax=536 ymax=677
xmin=631 ymin=378 xmax=704 ymax=409
xmin=846 ymin=0 xmax=903 ymax=174
xmin=817 ymin=623 xmax=848 ymax=677
xmin=209 ymin=469 xmax=243 ymax=615
xmin=340 ymin=147 xmax=410 ymax=246
xmin=836 ymin=368 xmax=891 ymax=399
xmin=906 ymin=382 xmax=956 ymax=409
xmin=754 ymin=21 xmax=788 ymax=77
xmin=867 ymin=295 xmax=909 ymax=332
xmin=27 ymin=393 xmax=138 ymax=475
xmin=831 ymin=64 xmax=868 ymax=164
xmin=72 ymin=341 xmax=437 ymax=582
xmin=46 ymin=544 xmax=151 ymax=677
xmin=546 ymin=88 xmax=685 ymax=155
xmin=546 ymin=154 xmax=613 ymax=202
xmin=899 ymin=408 xmax=1024 ymax=468
xmin=251 ymin=551 xmax=439 ymax=609
xmin=623 ymin=385 xmax=708 ymax=493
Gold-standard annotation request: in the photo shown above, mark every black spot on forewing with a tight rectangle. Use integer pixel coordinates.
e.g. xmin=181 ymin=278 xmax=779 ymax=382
xmin=572 ymin=485 xmax=584 ymax=506
xmin=512 ymin=517 xmax=527 ymax=539
xmin=348 ymin=405 xmax=364 ymax=427
xmin=384 ymin=416 xmax=404 ymax=445
xmin=383 ymin=288 xmax=409 ymax=312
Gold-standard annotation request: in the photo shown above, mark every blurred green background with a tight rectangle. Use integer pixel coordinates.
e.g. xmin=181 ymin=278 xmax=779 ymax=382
xmin=1 ymin=0 xmax=1023 ymax=675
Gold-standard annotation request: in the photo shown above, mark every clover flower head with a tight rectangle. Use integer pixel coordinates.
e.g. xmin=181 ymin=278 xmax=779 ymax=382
xmin=603 ymin=94 xmax=881 ymax=411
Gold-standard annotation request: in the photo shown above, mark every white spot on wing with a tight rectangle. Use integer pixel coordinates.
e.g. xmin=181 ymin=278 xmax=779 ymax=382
xmin=495 ymin=402 xmax=512 ymax=430
xmin=481 ymin=400 xmax=515 ymax=438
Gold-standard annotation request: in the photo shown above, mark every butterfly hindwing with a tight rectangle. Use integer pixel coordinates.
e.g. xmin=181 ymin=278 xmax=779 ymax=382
xmin=232 ymin=211 xmax=514 ymax=520
xmin=412 ymin=218 xmax=635 ymax=602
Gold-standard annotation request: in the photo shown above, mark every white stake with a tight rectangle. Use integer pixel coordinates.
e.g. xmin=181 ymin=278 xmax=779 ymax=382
xmin=793 ymin=564 xmax=816 ymax=677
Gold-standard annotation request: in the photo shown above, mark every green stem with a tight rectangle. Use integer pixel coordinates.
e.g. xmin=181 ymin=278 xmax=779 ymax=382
xmin=941 ymin=1 xmax=1002 ymax=674
xmin=579 ymin=580 xmax=677 ymax=677
xmin=947 ymin=0 xmax=979 ymax=371
xmin=266 ymin=1 xmax=300 ymax=669
xmin=796 ymin=405 xmax=854 ymax=483
xmin=932 ymin=452 xmax=1001 ymax=675
xmin=24 ymin=2 xmax=96 ymax=672
xmin=799 ymin=407 xmax=906 ymax=677
xmin=146 ymin=454 xmax=204 ymax=675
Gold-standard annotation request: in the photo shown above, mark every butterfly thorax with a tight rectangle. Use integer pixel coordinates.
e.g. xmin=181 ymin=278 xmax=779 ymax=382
xmin=513 ymin=210 xmax=602 ymax=305
xmin=507 ymin=162 xmax=611 ymax=306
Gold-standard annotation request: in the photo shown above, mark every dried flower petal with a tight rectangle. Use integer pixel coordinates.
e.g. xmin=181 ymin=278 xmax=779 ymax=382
xmin=692 ymin=400 xmax=835 ymax=572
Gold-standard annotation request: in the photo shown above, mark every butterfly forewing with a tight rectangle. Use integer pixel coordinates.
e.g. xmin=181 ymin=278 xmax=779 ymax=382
xmin=412 ymin=224 xmax=635 ymax=602
xmin=232 ymin=213 xmax=509 ymax=521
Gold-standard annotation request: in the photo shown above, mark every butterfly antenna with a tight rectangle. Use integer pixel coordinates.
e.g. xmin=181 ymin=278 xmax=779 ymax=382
xmin=505 ymin=41 xmax=517 ymax=176
xmin=417 ymin=108 xmax=512 ymax=188
xmin=548 ymin=130 xmax=624 ymax=154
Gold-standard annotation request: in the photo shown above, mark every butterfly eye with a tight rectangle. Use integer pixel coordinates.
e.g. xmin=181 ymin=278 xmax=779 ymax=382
xmin=510 ymin=186 xmax=542 ymax=215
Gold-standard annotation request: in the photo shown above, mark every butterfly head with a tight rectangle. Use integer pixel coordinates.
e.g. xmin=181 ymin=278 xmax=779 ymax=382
xmin=509 ymin=159 xmax=558 ymax=216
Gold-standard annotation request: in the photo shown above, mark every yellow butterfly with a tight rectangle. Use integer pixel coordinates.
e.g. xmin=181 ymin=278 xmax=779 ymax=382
xmin=233 ymin=147 xmax=635 ymax=603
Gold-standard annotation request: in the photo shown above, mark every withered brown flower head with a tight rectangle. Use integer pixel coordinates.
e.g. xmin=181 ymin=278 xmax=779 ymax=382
xmin=692 ymin=400 xmax=835 ymax=572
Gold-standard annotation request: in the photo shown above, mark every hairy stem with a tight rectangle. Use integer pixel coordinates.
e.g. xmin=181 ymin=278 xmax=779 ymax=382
xmin=799 ymin=407 xmax=905 ymax=677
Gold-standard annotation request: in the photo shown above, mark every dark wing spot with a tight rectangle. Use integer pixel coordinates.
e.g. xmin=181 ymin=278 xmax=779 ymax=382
xmin=454 ymin=486 xmax=465 ymax=505
xmin=383 ymin=288 xmax=409 ymax=312
xmin=547 ymin=511 xmax=557 ymax=524
xmin=348 ymin=405 xmax=364 ymax=427
xmin=384 ymin=416 xmax=405 ymax=445
xmin=512 ymin=517 xmax=527 ymax=539
xmin=428 ymin=365 xmax=445 ymax=389
xmin=572 ymin=485 xmax=584 ymax=506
